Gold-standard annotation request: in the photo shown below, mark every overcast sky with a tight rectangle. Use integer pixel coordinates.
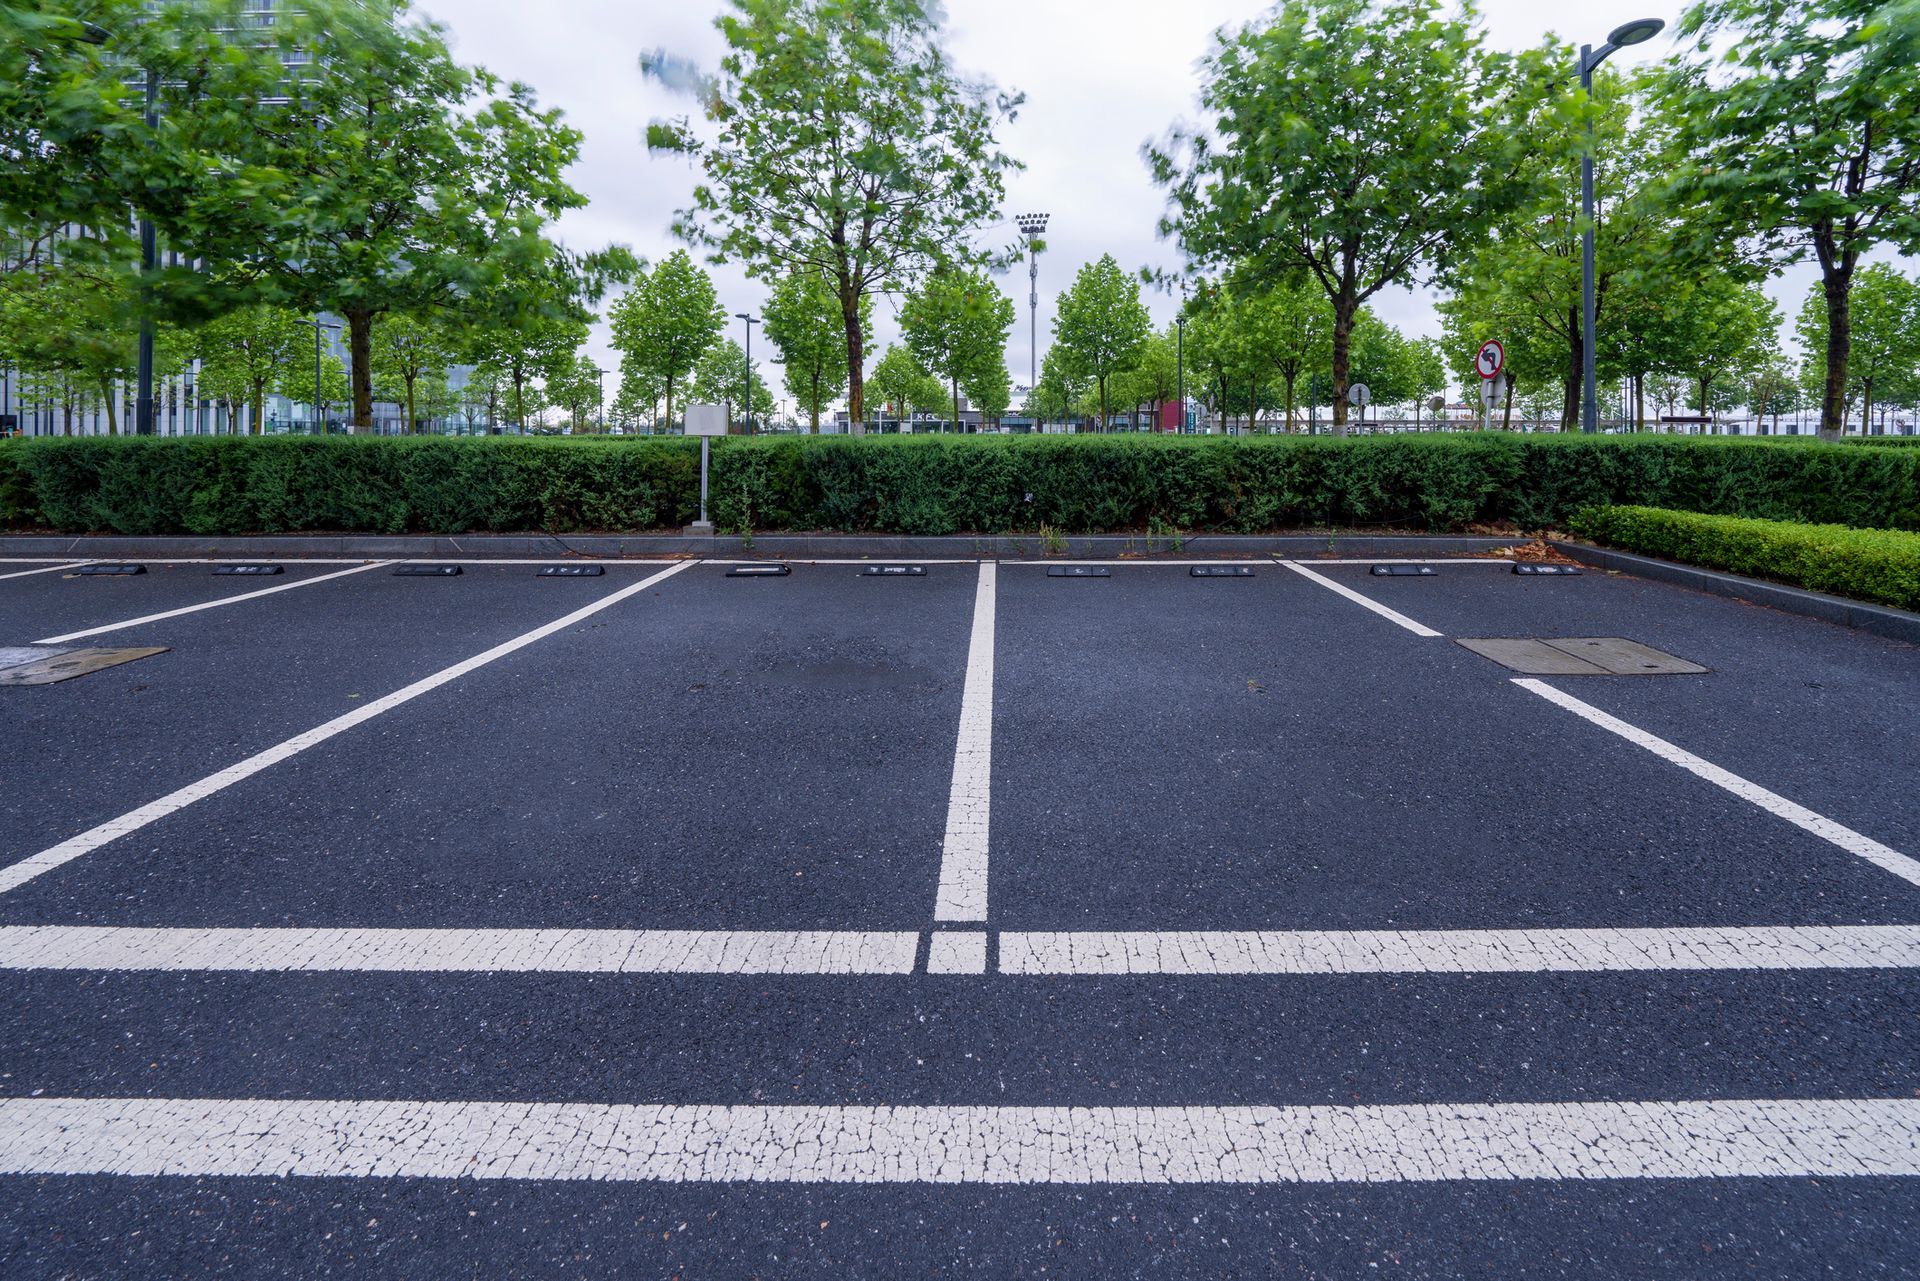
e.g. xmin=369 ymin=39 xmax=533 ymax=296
xmin=421 ymin=0 xmax=1834 ymax=408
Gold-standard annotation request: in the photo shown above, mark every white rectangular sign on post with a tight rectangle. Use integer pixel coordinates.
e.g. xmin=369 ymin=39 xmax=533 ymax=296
xmin=684 ymin=404 xmax=728 ymax=438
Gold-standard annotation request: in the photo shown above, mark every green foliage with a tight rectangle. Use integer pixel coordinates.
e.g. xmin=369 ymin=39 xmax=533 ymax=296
xmin=899 ymin=267 xmax=1015 ymax=431
xmin=762 ymin=267 xmax=863 ymax=431
xmin=607 ymin=251 xmax=725 ymax=429
xmin=865 ymin=346 xmax=941 ymax=425
xmin=1667 ymin=0 xmax=1920 ymax=437
xmin=1793 ymin=265 xmax=1920 ymax=435
xmin=1052 ymin=255 xmax=1151 ymax=431
xmin=1571 ymin=504 xmax=1920 ymax=609
xmin=1150 ymin=0 xmax=1548 ymax=428
xmin=689 ymin=338 xmax=775 ymax=429
xmin=369 ymin=313 xmax=452 ymax=433
xmin=642 ymin=0 xmax=1022 ymax=422
xmin=9 ymin=434 xmax=1919 ymax=539
xmin=194 ymin=306 xmax=310 ymax=434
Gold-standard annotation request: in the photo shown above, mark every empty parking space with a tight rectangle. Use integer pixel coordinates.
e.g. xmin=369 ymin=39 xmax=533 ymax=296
xmin=987 ymin=564 xmax=1920 ymax=932
xmin=1299 ymin=559 xmax=1920 ymax=853
xmin=0 ymin=563 xmax=973 ymax=931
xmin=1 ymin=551 xmax=1916 ymax=1273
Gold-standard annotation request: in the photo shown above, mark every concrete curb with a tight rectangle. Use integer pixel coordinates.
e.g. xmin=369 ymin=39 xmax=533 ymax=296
xmin=1552 ymin=539 xmax=1920 ymax=647
xmin=0 ymin=532 xmax=1531 ymax=560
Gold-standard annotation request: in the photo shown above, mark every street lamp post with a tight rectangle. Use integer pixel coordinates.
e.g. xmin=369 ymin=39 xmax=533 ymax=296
xmin=596 ymin=367 xmax=605 ymax=433
xmin=1175 ymin=316 xmax=1186 ymax=436
xmin=297 ymin=318 xmax=341 ymax=435
xmin=1015 ymin=214 xmax=1050 ymax=401
xmin=1578 ymin=18 xmax=1664 ymax=434
xmin=135 ymin=64 xmax=157 ymax=436
xmin=734 ymin=312 xmax=757 ymax=435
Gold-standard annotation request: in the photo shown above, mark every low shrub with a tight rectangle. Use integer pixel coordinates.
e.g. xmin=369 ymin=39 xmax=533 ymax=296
xmin=2 ymin=431 xmax=1917 ymax=536
xmin=1569 ymin=504 xmax=1920 ymax=610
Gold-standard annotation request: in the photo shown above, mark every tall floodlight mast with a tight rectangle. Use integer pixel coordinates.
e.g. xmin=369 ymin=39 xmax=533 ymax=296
xmin=1015 ymin=214 xmax=1050 ymax=404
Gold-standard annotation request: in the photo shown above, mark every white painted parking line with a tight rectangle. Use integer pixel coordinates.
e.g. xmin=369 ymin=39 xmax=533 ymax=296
xmin=1000 ymin=925 xmax=1920 ymax=974
xmin=1275 ymin=559 xmax=1444 ymax=637
xmin=0 ymin=562 xmax=92 ymax=582
xmin=33 ymin=561 xmax=392 ymax=645
xmin=3 ymin=1095 xmax=1914 ymax=1184
xmin=1515 ymin=678 xmax=1920 ymax=888
xmin=0 ymin=560 xmax=697 ymax=897
xmin=934 ymin=561 xmax=996 ymax=921
xmin=0 ymin=926 xmax=919 ymax=974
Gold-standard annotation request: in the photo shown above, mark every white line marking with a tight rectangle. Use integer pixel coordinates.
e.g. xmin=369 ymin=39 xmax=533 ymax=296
xmin=0 ymin=560 xmax=697 ymax=897
xmin=926 ymin=931 xmax=989 ymax=974
xmin=1514 ymin=678 xmax=1920 ymax=888
xmin=0 ymin=927 xmax=918 ymax=974
xmin=4 ymin=1096 xmax=1914 ymax=1184
xmin=999 ymin=925 xmax=1920 ymax=974
xmin=1275 ymin=559 xmax=1444 ymax=637
xmin=0 ymin=562 xmax=92 ymax=581
xmin=934 ymin=562 xmax=997 ymax=921
xmin=33 ymin=562 xmax=391 ymax=645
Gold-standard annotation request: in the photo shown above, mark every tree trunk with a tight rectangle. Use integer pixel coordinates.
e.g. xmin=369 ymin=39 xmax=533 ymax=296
xmin=406 ymin=378 xmax=417 ymax=437
xmin=1284 ymin=377 xmax=1296 ymax=433
xmin=1633 ymin=373 xmax=1644 ymax=432
xmin=951 ymin=374 xmax=960 ymax=434
xmin=252 ymin=383 xmax=266 ymax=435
xmin=809 ymin=368 xmax=821 ymax=433
xmin=663 ymin=374 xmax=675 ymax=433
xmin=1501 ymin=376 xmax=1514 ymax=430
xmin=1330 ymin=302 xmax=1354 ymax=434
xmin=1818 ymin=268 xmax=1852 ymax=441
xmin=1862 ymin=376 xmax=1874 ymax=437
xmin=1098 ymin=374 xmax=1109 ymax=435
xmin=345 ymin=308 xmax=374 ymax=433
xmin=1698 ymin=376 xmax=1712 ymax=432
xmin=842 ymin=286 xmax=865 ymax=435
xmin=1562 ymin=304 xmax=1582 ymax=430
xmin=98 ymin=379 xmax=116 ymax=435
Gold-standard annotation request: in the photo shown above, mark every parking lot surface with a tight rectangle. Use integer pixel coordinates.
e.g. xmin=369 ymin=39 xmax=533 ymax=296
xmin=1 ymin=553 xmax=1916 ymax=1277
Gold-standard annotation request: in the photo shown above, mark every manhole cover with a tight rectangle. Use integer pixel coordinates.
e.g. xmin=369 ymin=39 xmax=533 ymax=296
xmin=0 ymin=647 xmax=169 ymax=686
xmin=1457 ymin=637 xmax=1707 ymax=676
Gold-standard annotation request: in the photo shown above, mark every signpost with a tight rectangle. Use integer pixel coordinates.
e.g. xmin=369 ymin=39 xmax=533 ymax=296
xmin=684 ymin=404 xmax=728 ymax=533
xmin=1347 ymin=382 xmax=1370 ymax=430
xmin=1475 ymin=340 xmax=1506 ymax=431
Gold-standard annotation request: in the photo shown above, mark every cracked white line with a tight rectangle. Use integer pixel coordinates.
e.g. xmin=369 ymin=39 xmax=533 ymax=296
xmin=1274 ymin=560 xmax=1444 ymax=637
xmin=934 ymin=561 xmax=996 ymax=921
xmin=0 ymin=927 xmax=921 ymax=974
xmin=0 ymin=560 xmax=697 ymax=897
xmin=1 ymin=1096 xmax=1913 ymax=1183
xmin=1514 ymin=679 xmax=1920 ymax=889
xmin=34 ymin=561 xmax=393 ymax=645
xmin=997 ymin=925 xmax=1920 ymax=974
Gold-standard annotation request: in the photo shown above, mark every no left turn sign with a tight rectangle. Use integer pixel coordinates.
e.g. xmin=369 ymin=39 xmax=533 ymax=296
xmin=1475 ymin=339 xmax=1505 ymax=380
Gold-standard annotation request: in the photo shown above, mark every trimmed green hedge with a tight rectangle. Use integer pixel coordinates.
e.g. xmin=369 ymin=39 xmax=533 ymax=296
xmin=2 ymin=432 xmax=1918 ymax=536
xmin=1570 ymin=505 xmax=1920 ymax=610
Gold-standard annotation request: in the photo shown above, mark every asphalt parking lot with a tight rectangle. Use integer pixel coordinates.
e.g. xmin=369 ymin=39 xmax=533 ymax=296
xmin=1 ymin=552 xmax=1917 ymax=1277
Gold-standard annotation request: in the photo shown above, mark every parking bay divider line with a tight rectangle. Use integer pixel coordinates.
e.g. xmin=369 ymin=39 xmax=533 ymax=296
xmin=1514 ymin=678 xmax=1920 ymax=889
xmin=5 ymin=923 xmax=1919 ymax=976
xmin=0 ymin=562 xmax=94 ymax=582
xmin=933 ymin=561 xmax=997 ymax=921
xmin=33 ymin=561 xmax=395 ymax=645
xmin=3 ymin=1095 xmax=1915 ymax=1184
xmin=0 ymin=559 xmax=698 ymax=898
xmin=1273 ymin=559 xmax=1445 ymax=637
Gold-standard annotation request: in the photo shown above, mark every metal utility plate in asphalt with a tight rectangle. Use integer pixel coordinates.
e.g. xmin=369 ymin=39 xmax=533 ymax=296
xmin=537 ymin=565 xmax=605 ymax=577
xmin=1370 ymin=564 xmax=1437 ymax=577
xmin=1047 ymin=566 xmax=1110 ymax=578
xmin=0 ymin=646 xmax=168 ymax=686
xmin=1457 ymin=637 xmax=1708 ymax=676
xmin=727 ymin=564 xmax=791 ymax=577
xmin=213 ymin=564 xmax=284 ymax=576
xmin=1191 ymin=566 xmax=1255 ymax=577
xmin=861 ymin=565 xmax=926 ymax=577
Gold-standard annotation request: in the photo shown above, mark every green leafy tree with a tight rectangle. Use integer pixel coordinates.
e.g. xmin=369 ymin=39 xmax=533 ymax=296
xmin=1113 ymin=327 xmax=1182 ymax=431
xmin=690 ymin=338 xmax=774 ymax=430
xmin=763 ymin=266 xmax=865 ymax=432
xmin=900 ymin=268 xmax=1015 ymax=432
xmin=1793 ymin=265 xmax=1920 ymax=436
xmin=1746 ymin=353 xmax=1802 ymax=434
xmin=192 ymin=306 xmax=309 ymax=434
xmin=369 ymin=313 xmax=451 ymax=434
xmin=609 ymin=362 xmax=663 ymax=432
xmin=278 ymin=351 xmax=351 ymax=431
xmin=461 ymin=362 xmax=508 ymax=431
xmin=1024 ymin=344 xmax=1089 ymax=428
xmin=607 ymin=251 xmax=726 ymax=430
xmin=544 ymin=351 xmax=604 ymax=431
xmin=1150 ymin=0 xmax=1545 ymax=430
xmin=1664 ymin=277 xmax=1778 ymax=429
xmin=1052 ymin=255 xmax=1151 ymax=431
xmin=0 ymin=263 xmax=185 ymax=434
xmin=962 ymin=355 xmax=1012 ymax=430
xmin=1235 ymin=276 xmax=1331 ymax=429
xmin=1182 ymin=290 xmax=1262 ymax=432
xmin=1667 ymin=0 xmax=1920 ymax=438
xmin=463 ymin=312 xmax=579 ymax=429
xmin=864 ymin=346 xmax=925 ymax=426
xmin=642 ymin=0 xmax=1021 ymax=426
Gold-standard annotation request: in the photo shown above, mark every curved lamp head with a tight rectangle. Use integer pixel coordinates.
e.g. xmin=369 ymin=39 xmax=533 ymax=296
xmin=1607 ymin=18 xmax=1665 ymax=47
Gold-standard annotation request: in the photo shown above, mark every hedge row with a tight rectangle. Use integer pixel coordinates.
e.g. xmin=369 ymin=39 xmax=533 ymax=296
xmin=1570 ymin=505 xmax=1920 ymax=610
xmin=2 ymin=432 xmax=1918 ymax=536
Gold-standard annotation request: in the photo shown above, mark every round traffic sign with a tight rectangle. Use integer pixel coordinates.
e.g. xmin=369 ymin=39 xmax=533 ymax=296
xmin=1347 ymin=383 xmax=1370 ymax=407
xmin=1475 ymin=339 xmax=1505 ymax=380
